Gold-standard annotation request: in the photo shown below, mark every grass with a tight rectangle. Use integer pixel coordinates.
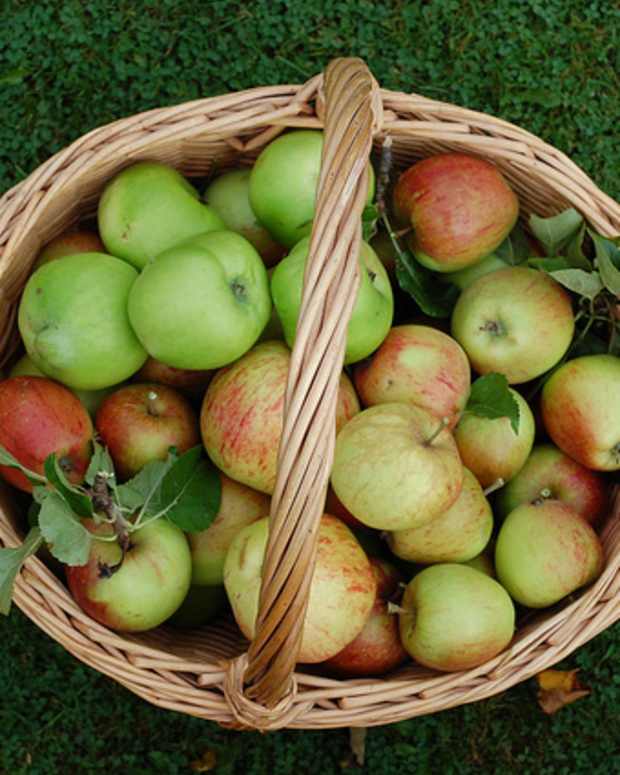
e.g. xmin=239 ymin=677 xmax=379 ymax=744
xmin=1 ymin=1 xmax=619 ymax=772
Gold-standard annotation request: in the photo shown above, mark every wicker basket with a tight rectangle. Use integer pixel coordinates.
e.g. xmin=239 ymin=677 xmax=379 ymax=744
xmin=0 ymin=58 xmax=619 ymax=731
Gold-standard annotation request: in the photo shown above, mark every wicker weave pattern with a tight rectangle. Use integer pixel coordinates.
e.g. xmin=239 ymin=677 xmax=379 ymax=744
xmin=1 ymin=58 xmax=619 ymax=730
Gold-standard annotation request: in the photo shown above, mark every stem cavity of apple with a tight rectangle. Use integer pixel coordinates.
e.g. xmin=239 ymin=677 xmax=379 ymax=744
xmin=424 ymin=416 xmax=450 ymax=446
xmin=483 ymin=478 xmax=505 ymax=497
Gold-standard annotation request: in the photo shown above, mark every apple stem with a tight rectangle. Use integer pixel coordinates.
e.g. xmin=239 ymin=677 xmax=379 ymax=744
xmin=483 ymin=478 xmax=505 ymax=497
xmin=424 ymin=417 xmax=450 ymax=446
xmin=146 ymin=390 xmax=159 ymax=416
xmin=387 ymin=602 xmax=407 ymax=615
xmin=91 ymin=472 xmax=132 ymax=555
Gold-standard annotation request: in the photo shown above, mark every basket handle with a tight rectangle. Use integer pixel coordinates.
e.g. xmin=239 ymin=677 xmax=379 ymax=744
xmin=241 ymin=58 xmax=381 ymax=708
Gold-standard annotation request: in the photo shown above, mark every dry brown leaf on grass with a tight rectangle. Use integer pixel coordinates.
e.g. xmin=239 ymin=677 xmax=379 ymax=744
xmin=536 ymin=669 xmax=590 ymax=715
xmin=341 ymin=727 xmax=367 ymax=768
xmin=190 ymin=749 xmax=217 ymax=772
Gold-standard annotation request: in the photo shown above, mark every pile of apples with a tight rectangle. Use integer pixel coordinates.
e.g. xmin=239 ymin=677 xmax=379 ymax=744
xmin=0 ymin=128 xmax=618 ymax=679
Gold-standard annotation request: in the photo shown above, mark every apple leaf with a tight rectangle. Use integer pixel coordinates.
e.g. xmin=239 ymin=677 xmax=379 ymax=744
xmin=529 ymin=209 xmax=583 ymax=256
xmin=528 ymin=257 xmax=572 ymax=272
xmin=116 ymin=449 xmax=178 ymax=515
xmin=44 ymin=454 xmax=93 ymax=517
xmin=85 ymin=441 xmax=115 ymax=486
xmin=465 ymin=373 xmax=520 ymax=434
xmin=362 ymin=203 xmax=380 ymax=242
xmin=0 ymin=444 xmax=46 ymax=486
xmin=549 ymin=269 xmax=604 ymax=300
xmin=495 ymin=224 xmax=531 ymax=265
xmin=160 ymin=452 xmax=222 ymax=533
xmin=38 ymin=490 xmax=92 ymax=566
xmin=565 ymin=223 xmax=592 ymax=270
xmin=395 ymin=249 xmax=459 ymax=318
xmin=0 ymin=527 xmax=43 ymax=615
xmin=591 ymin=232 xmax=620 ymax=296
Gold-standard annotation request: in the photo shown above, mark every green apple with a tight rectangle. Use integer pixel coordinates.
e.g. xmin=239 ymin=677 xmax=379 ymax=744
xmin=388 ymin=468 xmax=493 ymax=564
xmin=495 ymin=500 xmax=604 ymax=608
xmin=167 ymin=584 xmax=228 ymax=629
xmin=398 ymin=564 xmax=515 ymax=671
xmin=128 ymin=231 xmax=271 ymax=370
xmin=271 ymin=237 xmax=393 ymax=364
xmin=461 ymin=550 xmax=495 ymax=577
xmin=451 ymin=267 xmax=574 ymax=384
xmin=98 ymin=161 xmax=224 ymax=269
xmin=541 ymin=354 xmax=620 ymax=471
xmin=443 ymin=253 xmax=508 ymax=290
xmin=204 ymin=169 xmax=285 ymax=267
xmin=331 ymin=403 xmax=463 ymax=531
xmin=18 ymin=252 xmax=147 ymax=390
xmin=248 ymin=129 xmax=375 ymax=249
xmin=454 ymin=386 xmax=535 ymax=488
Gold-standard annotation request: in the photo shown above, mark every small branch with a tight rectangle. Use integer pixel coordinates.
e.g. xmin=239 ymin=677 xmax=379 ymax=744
xmin=91 ymin=473 xmax=132 ymax=555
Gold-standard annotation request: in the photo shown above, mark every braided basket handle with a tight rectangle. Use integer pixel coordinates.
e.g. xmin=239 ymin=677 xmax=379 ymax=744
xmin=242 ymin=58 xmax=381 ymax=707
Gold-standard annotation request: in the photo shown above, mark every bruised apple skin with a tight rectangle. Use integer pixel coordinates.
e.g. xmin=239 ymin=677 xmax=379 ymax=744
xmin=224 ymin=514 xmax=377 ymax=663
xmin=0 ymin=376 xmax=92 ymax=493
xmin=200 ymin=341 xmax=359 ymax=494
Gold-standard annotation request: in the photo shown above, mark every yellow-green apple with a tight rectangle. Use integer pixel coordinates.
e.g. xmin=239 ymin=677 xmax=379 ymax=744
xmin=248 ymin=129 xmax=375 ymax=249
xmin=331 ymin=403 xmax=463 ymax=531
xmin=66 ymin=518 xmax=192 ymax=632
xmin=35 ymin=229 xmax=104 ymax=268
xmin=128 ymin=231 xmax=271 ymax=370
xmin=451 ymin=267 xmax=574 ymax=384
xmin=271 ymin=236 xmax=393 ymax=364
xmin=444 ymin=253 xmax=508 ymax=290
xmin=398 ymin=564 xmax=515 ymax=671
xmin=98 ymin=161 xmax=224 ymax=269
xmin=201 ymin=340 xmax=359 ymax=494
xmin=496 ymin=444 xmax=608 ymax=524
xmin=454 ymin=387 xmax=535 ymax=488
xmin=541 ymin=354 xmax=620 ymax=471
xmin=95 ymin=384 xmax=200 ymax=481
xmin=388 ymin=468 xmax=493 ymax=564
xmin=369 ymin=230 xmax=398 ymax=278
xmin=495 ymin=500 xmax=604 ymax=608
xmin=393 ymin=153 xmax=519 ymax=272
xmin=203 ymin=169 xmax=285 ymax=267
xmin=323 ymin=557 xmax=408 ymax=676
xmin=187 ymin=473 xmax=270 ymax=586
xmin=134 ymin=356 xmax=212 ymax=399
xmin=354 ymin=325 xmax=470 ymax=428
xmin=0 ymin=376 xmax=93 ymax=493
xmin=224 ymin=514 xmax=376 ymax=663
xmin=461 ymin=549 xmax=495 ymax=577
xmin=18 ymin=252 xmax=147 ymax=390
xmin=167 ymin=584 xmax=228 ymax=629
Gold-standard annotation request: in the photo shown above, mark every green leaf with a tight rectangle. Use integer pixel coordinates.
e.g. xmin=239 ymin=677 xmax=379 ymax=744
xmin=395 ymin=249 xmax=459 ymax=318
xmin=0 ymin=67 xmax=30 ymax=86
xmin=495 ymin=224 xmax=531 ymax=265
xmin=529 ymin=209 xmax=583 ymax=256
xmin=529 ymin=257 xmax=572 ymax=272
xmin=116 ymin=450 xmax=178 ymax=515
xmin=0 ymin=527 xmax=43 ymax=615
xmin=39 ymin=492 xmax=92 ymax=566
xmin=85 ymin=441 xmax=115 ymax=486
xmin=44 ymin=454 xmax=93 ymax=517
xmin=591 ymin=232 xmax=620 ymax=296
xmin=0 ymin=444 xmax=45 ymax=486
xmin=565 ymin=223 xmax=592 ymax=270
xmin=161 ymin=456 xmax=222 ymax=533
xmin=362 ymin=203 xmax=380 ymax=242
xmin=465 ymin=373 xmax=520 ymax=434
xmin=549 ymin=269 xmax=604 ymax=300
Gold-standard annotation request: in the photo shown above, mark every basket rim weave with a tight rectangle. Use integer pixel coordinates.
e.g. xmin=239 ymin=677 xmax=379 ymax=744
xmin=1 ymin=58 xmax=619 ymax=731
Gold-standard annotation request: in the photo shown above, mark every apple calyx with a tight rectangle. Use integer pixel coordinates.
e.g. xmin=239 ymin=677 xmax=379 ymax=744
xmin=480 ymin=319 xmax=507 ymax=337
xmin=230 ymin=278 xmax=247 ymax=302
xmin=532 ymin=487 xmax=553 ymax=506
xmin=424 ymin=416 xmax=450 ymax=446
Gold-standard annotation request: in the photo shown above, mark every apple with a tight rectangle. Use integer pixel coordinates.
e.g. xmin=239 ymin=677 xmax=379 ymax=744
xmin=18 ymin=252 xmax=147 ymax=390
xmin=454 ymin=386 xmax=535 ymax=488
xmin=461 ymin=550 xmax=495 ymax=578
xmin=256 ymin=267 xmax=285 ymax=344
xmin=224 ymin=514 xmax=376 ymax=663
xmin=248 ymin=129 xmax=375 ymax=249
xmin=201 ymin=340 xmax=359 ymax=494
xmin=443 ymin=253 xmax=509 ymax=290
xmin=134 ymin=357 xmax=212 ymax=399
xmin=331 ymin=403 xmax=463 ymax=531
xmin=398 ymin=564 xmax=515 ymax=671
xmin=369 ymin=229 xmax=397 ymax=277
xmin=324 ymin=486 xmax=364 ymax=529
xmin=203 ymin=169 xmax=285 ymax=267
xmin=95 ymin=383 xmax=200 ymax=481
xmin=495 ymin=500 xmax=604 ymax=608
xmin=541 ymin=354 xmax=620 ymax=471
xmin=496 ymin=444 xmax=608 ymax=524
xmin=0 ymin=376 xmax=92 ymax=493
xmin=388 ymin=468 xmax=493 ymax=564
xmin=271 ymin=237 xmax=393 ymax=364
xmin=393 ymin=153 xmax=519 ymax=272
xmin=323 ymin=557 xmax=409 ymax=676
xmin=66 ymin=518 xmax=192 ymax=632
xmin=167 ymin=584 xmax=228 ymax=629
xmin=128 ymin=230 xmax=271 ymax=370
xmin=98 ymin=161 xmax=224 ymax=269
xmin=35 ymin=229 xmax=105 ymax=268
xmin=451 ymin=267 xmax=574 ymax=384
xmin=354 ymin=324 xmax=470 ymax=428
xmin=188 ymin=473 xmax=270 ymax=586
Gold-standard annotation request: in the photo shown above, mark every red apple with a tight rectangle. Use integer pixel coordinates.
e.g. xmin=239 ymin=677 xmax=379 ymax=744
xmin=354 ymin=325 xmax=470 ymax=429
xmin=324 ymin=486 xmax=364 ymax=529
xmin=96 ymin=383 xmax=200 ymax=480
xmin=323 ymin=557 xmax=408 ymax=676
xmin=134 ymin=356 xmax=212 ymax=398
xmin=393 ymin=153 xmax=519 ymax=272
xmin=35 ymin=229 xmax=104 ymax=268
xmin=0 ymin=376 xmax=92 ymax=492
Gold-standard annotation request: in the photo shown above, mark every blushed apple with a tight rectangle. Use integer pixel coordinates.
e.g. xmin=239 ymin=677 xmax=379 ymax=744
xmin=95 ymin=383 xmax=200 ymax=481
xmin=134 ymin=357 xmax=212 ymax=399
xmin=35 ymin=229 xmax=104 ymax=268
xmin=495 ymin=500 xmax=604 ymax=608
xmin=496 ymin=444 xmax=608 ymax=524
xmin=0 ymin=376 xmax=92 ymax=493
xmin=331 ymin=403 xmax=463 ymax=531
xmin=541 ymin=354 xmax=620 ymax=471
xmin=201 ymin=340 xmax=359 ymax=494
xmin=224 ymin=514 xmax=376 ymax=663
xmin=354 ymin=325 xmax=470 ymax=428
xmin=399 ymin=564 xmax=515 ymax=671
xmin=324 ymin=486 xmax=364 ymax=529
xmin=451 ymin=267 xmax=574 ymax=384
